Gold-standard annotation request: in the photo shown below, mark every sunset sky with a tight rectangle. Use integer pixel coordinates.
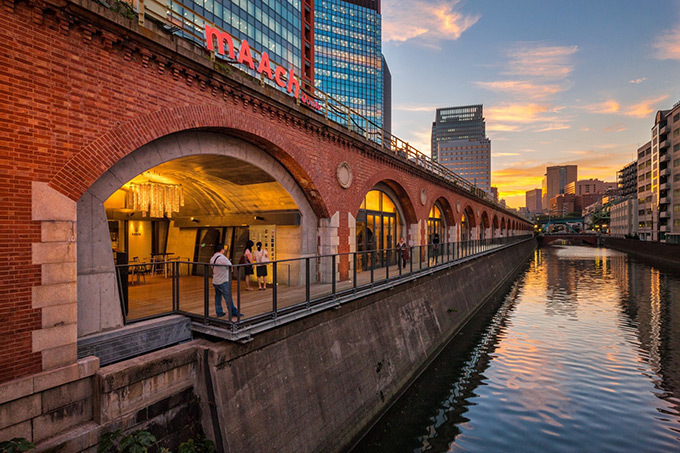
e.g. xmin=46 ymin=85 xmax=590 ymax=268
xmin=382 ymin=0 xmax=680 ymax=208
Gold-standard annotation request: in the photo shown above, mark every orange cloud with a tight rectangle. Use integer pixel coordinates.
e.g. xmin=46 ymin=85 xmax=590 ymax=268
xmin=504 ymin=44 xmax=579 ymax=79
xmin=604 ymin=123 xmax=627 ymax=133
xmin=383 ymin=0 xmax=480 ymax=43
xmin=486 ymin=103 xmax=552 ymax=123
xmin=475 ymin=80 xmax=566 ymax=99
xmin=487 ymin=123 xmax=523 ymax=132
xmin=535 ymin=123 xmax=571 ymax=132
xmin=629 ymin=77 xmax=647 ymax=84
xmin=624 ymin=95 xmax=670 ymax=118
xmin=393 ymin=104 xmax=437 ymax=112
xmin=583 ymin=100 xmax=620 ymax=114
xmin=654 ymin=28 xmax=680 ymax=60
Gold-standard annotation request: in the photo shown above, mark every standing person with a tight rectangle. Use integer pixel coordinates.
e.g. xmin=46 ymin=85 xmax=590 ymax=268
xmin=397 ymin=237 xmax=409 ymax=269
xmin=431 ymin=232 xmax=441 ymax=265
xmin=241 ymin=240 xmax=255 ymax=291
xmin=210 ymin=243 xmax=241 ymax=319
xmin=253 ymin=241 xmax=270 ymax=290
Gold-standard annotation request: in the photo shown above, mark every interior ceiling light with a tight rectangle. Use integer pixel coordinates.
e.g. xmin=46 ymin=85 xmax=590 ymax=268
xmin=128 ymin=180 xmax=184 ymax=218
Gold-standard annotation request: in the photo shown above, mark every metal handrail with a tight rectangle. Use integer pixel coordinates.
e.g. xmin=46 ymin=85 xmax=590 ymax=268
xmin=128 ymin=0 xmax=510 ymax=211
xmin=115 ymin=235 xmax=534 ymax=331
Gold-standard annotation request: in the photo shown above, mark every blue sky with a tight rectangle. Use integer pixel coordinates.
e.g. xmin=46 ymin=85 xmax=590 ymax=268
xmin=382 ymin=0 xmax=680 ymax=207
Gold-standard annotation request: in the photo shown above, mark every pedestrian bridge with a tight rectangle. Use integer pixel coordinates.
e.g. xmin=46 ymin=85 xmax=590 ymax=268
xmin=538 ymin=234 xmax=599 ymax=246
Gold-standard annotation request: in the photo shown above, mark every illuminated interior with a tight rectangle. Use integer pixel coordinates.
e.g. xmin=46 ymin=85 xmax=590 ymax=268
xmin=104 ymin=154 xmax=301 ymax=274
xmin=356 ymin=188 xmax=402 ymax=270
xmin=428 ymin=203 xmax=445 ymax=243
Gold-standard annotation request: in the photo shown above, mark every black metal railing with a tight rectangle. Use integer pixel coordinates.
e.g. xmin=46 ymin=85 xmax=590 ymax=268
xmin=115 ymin=235 xmax=533 ymax=333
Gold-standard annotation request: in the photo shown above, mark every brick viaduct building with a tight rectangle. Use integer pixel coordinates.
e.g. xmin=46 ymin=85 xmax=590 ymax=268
xmin=0 ymin=0 xmax=530 ymax=394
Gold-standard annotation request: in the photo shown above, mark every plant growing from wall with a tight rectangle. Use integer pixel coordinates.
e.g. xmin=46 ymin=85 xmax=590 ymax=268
xmin=98 ymin=430 xmax=156 ymax=453
xmin=0 ymin=438 xmax=35 ymax=453
xmin=177 ymin=435 xmax=215 ymax=453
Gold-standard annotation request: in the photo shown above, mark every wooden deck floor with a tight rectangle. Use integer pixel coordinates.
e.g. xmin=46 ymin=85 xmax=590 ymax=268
xmin=125 ymin=245 xmax=496 ymax=322
xmin=126 ymin=260 xmax=432 ymax=321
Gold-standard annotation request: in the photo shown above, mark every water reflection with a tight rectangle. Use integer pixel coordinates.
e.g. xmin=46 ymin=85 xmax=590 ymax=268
xmin=353 ymin=246 xmax=680 ymax=452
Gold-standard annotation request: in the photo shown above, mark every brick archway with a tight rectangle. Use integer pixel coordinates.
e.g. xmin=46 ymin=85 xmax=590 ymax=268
xmin=75 ymin=130 xmax=321 ymax=337
xmin=48 ymin=104 xmax=329 ymax=218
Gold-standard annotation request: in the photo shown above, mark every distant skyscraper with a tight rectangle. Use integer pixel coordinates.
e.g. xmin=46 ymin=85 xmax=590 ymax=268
xmin=431 ymin=105 xmax=491 ymax=193
xmin=525 ymin=188 xmax=542 ymax=215
xmin=431 ymin=105 xmax=486 ymax=160
xmin=543 ymin=165 xmax=577 ymax=205
xmin=314 ymin=0 xmax=385 ymax=131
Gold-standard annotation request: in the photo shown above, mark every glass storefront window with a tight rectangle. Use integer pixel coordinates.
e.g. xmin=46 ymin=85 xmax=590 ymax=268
xmin=356 ymin=189 xmax=401 ymax=270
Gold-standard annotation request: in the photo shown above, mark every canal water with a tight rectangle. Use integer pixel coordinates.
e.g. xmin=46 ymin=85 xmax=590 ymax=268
xmin=353 ymin=246 xmax=680 ymax=452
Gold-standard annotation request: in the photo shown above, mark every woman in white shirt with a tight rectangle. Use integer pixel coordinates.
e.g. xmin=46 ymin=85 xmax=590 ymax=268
xmin=253 ymin=241 xmax=270 ymax=290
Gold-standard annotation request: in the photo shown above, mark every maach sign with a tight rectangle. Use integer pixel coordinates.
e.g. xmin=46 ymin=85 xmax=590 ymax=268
xmin=205 ymin=25 xmax=321 ymax=111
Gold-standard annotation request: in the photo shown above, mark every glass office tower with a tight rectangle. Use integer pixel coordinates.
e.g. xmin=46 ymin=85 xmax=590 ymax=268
xmin=432 ymin=105 xmax=492 ymax=193
xmin=173 ymin=0 xmax=305 ymax=82
xmin=314 ymin=0 xmax=384 ymax=132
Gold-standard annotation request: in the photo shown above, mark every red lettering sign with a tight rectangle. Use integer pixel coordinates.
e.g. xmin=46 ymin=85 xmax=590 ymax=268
xmin=204 ymin=24 xmax=321 ymax=112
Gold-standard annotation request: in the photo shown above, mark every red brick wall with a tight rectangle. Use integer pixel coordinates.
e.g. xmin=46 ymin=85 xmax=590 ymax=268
xmin=0 ymin=0 xmax=530 ymax=383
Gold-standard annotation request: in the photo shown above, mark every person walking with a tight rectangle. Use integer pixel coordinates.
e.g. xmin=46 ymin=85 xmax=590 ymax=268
xmin=210 ymin=243 xmax=241 ymax=319
xmin=253 ymin=241 xmax=270 ymax=290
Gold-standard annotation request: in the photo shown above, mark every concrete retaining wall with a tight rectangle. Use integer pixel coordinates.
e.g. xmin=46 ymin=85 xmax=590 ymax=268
xmin=1 ymin=239 xmax=535 ymax=451
xmin=602 ymin=237 xmax=680 ymax=272
xmin=0 ymin=342 xmax=205 ymax=452
xmin=199 ymin=238 xmax=537 ymax=452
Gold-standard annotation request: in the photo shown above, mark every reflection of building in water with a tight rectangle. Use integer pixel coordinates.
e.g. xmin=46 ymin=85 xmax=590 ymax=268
xmin=611 ymin=254 xmax=680 ymax=409
xmin=543 ymin=249 xmax=580 ymax=318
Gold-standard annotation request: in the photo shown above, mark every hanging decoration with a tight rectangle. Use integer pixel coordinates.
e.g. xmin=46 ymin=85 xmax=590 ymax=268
xmin=128 ymin=181 xmax=184 ymax=218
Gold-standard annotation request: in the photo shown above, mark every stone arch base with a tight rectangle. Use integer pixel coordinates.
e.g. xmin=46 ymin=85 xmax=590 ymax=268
xmin=77 ymin=131 xmax=318 ymax=338
xmin=31 ymin=182 xmax=78 ymax=370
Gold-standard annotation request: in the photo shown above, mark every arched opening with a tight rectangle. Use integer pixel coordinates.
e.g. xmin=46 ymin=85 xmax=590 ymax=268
xmin=461 ymin=206 xmax=476 ymax=241
xmin=77 ymin=131 xmax=319 ymax=336
xmin=428 ymin=202 xmax=446 ymax=244
xmin=356 ymin=184 xmax=405 ymax=270
xmin=500 ymin=217 xmax=506 ymax=237
xmin=492 ymin=215 xmax=499 ymax=238
xmin=480 ymin=211 xmax=490 ymax=239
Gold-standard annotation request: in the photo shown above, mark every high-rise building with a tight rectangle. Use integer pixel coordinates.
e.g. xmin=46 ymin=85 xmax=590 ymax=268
xmin=543 ymin=165 xmax=577 ymax=205
xmin=636 ymin=101 xmax=680 ymax=242
xmin=431 ymin=105 xmax=486 ymax=161
xmin=637 ymin=141 xmax=654 ymax=240
xmin=314 ymin=0 xmax=385 ymax=131
xmin=200 ymin=0 xmax=389 ymax=137
xmin=655 ymin=103 xmax=680 ymax=243
xmin=382 ymin=55 xmax=392 ymax=137
xmin=431 ymin=105 xmax=491 ymax=193
xmin=525 ymin=188 xmax=542 ymax=215
xmin=196 ymin=1 xmax=310 ymax=86
xmin=617 ymin=160 xmax=638 ymax=199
